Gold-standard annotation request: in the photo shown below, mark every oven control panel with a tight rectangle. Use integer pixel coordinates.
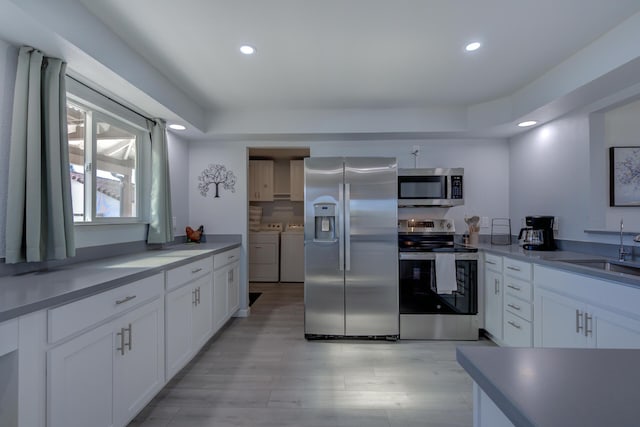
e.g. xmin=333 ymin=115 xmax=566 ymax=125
xmin=398 ymin=218 xmax=455 ymax=233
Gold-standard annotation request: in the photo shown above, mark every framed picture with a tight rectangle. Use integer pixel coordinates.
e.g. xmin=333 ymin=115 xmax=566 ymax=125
xmin=610 ymin=146 xmax=640 ymax=206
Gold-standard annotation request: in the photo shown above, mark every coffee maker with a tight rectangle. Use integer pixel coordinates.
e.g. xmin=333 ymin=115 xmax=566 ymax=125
xmin=518 ymin=216 xmax=556 ymax=251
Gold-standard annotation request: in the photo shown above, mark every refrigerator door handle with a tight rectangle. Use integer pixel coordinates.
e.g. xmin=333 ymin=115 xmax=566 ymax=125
xmin=338 ymin=183 xmax=344 ymax=271
xmin=344 ymin=183 xmax=351 ymax=271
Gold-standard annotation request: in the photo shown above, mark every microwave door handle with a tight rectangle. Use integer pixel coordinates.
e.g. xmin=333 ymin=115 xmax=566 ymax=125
xmin=338 ymin=183 xmax=344 ymax=271
xmin=344 ymin=183 xmax=351 ymax=271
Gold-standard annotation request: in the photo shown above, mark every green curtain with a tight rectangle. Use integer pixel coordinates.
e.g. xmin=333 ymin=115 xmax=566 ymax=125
xmin=146 ymin=119 xmax=174 ymax=244
xmin=5 ymin=46 xmax=75 ymax=263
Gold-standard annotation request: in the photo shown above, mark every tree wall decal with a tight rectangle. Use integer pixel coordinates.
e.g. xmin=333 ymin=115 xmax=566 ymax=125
xmin=198 ymin=164 xmax=237 ymax=198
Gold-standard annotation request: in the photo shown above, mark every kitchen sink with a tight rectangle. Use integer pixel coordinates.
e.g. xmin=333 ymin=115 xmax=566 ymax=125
xmin=561 ymin=259 xmax=640 ymax=276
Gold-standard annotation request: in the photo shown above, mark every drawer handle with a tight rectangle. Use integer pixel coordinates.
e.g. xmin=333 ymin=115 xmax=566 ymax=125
xmin=115 ymin=295 xmax=137 ymax=305
xmin=507 ymin=284 xmax=522 ymax=291
xmin=486 ymin=260 xmax=496 ymax=265
xmin=507 ymin=320 xmax=521 ymax=329
xmin=191 ymin=267 xmax=203 ymax=274
xmin=507 ymin=303 xmax=521 ymax=311
xmin=228 ymin=255 xmax=235 ymax=260
xmin=506 ymin=266 xmax=521 ymax=272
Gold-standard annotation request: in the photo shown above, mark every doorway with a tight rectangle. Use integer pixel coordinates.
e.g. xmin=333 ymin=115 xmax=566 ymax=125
xmin=247 ymin=147 xmax=309 ymax=285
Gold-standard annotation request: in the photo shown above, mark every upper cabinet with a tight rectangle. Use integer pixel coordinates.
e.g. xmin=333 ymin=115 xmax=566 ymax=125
xmin=248 ymin=160 xmax=274 ymax=201
xmin=290 ymin=160 xmax=304 ymax=201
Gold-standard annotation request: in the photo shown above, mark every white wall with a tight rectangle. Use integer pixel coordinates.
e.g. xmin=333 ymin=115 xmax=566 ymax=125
xmin=509 ymin=114 xmax=591 ymax=241
xmin=510 ymin=98 xmax=640 ymax=245
xmin=602 ymin=98 xmax=640 ymax=232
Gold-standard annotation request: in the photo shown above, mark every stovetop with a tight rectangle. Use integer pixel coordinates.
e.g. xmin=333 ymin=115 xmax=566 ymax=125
xmin=398 ymin=218 xmax=478 ymax=253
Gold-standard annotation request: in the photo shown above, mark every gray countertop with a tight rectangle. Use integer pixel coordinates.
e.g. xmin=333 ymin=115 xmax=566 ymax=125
xmin=0 ymin=242 xmax=240 ymax=323
xmin=457 ymin=346 xmax=640 ymax=427
xmin=475 ymin=242 xmax=640 ymax=288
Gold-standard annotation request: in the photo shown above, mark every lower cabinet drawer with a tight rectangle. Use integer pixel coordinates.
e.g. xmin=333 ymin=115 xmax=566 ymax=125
xmin=503 ymin=311 xmax=532 ymax=347
xmin=48 ymin=273 xmax=164 ymax=343
xmin=504 ymin=293 xmax=533 ymax=322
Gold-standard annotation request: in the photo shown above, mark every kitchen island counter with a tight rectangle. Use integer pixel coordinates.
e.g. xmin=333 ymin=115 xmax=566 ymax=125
xmin=0 ymin=242 xmax=240 ymax=323
xmin=457 ymin=346 xmax=640 ymax=427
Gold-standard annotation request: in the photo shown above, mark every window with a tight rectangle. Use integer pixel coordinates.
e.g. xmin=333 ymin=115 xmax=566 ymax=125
xmin=66 ymin=89 xmax=148 ymax=223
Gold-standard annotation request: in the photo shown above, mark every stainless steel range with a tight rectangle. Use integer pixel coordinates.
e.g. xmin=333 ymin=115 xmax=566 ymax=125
xmin=398 ymin=218 xmax=479 ymax=340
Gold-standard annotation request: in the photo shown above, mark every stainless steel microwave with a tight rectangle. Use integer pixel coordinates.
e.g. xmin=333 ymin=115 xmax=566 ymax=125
xmin=397 ymin=168 xmax=464 ymax=207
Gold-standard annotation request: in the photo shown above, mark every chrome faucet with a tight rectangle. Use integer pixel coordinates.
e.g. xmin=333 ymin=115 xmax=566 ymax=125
xmin=619 ymin=218 xmax=628 ymax=262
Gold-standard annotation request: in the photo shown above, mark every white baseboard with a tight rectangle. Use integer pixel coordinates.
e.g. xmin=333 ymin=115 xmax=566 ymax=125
xmin=234 ymin=307 xmax=250 ymax=317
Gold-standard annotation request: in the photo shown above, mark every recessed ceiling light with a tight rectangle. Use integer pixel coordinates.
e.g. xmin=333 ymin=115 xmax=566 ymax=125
xmin=518 ymin=121 xmax=538 ymax=128
xmin=465 ymin=42 xmax=481 ymax=52
xmin=240 ymin=45 xmax=256 ymax=55
xmin=169 ymin=124 xmax=186 ymax=131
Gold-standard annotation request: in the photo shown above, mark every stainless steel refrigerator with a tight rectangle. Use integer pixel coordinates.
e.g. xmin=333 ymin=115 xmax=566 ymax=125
xmin=304 ymin=157 xmax=399 ymax=339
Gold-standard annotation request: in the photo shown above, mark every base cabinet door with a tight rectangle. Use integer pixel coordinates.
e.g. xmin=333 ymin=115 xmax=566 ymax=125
xmin=213 ymin=266 xmax=229 ymax=332
xmin=165 ymin=283 xmax=194 ymax=379
xmin=227 ymin=262 xmax=240 ymax=316
xmin=114 ymin=298 xmax=165 ymax=427
xmin=592 ymin=306 xmax=640 ymax=349
xmin=48 ymin=297 xmax=164 ymax=427
xmin=484 ymin=269 xmax=503 ymax=341
xmin=48 ymin=322 xmax=115 ymax=427
xmin=536 ymin=289 xmax=588 ymax=348
xmin=192 ymin=275 xmax=214 ymax=350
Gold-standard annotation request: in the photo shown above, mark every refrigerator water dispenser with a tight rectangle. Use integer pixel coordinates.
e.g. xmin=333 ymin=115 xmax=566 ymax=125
xmin=313 ymin=203 xmax=336 ymax=241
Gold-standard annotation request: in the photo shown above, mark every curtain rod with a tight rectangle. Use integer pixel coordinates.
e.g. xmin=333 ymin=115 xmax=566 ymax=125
xmin=66 ymin=74 xmax=156 ymax=125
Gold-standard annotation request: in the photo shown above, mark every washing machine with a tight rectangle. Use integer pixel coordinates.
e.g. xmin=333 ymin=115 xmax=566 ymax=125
xmin=280 ymin=223 xmax=304 ymax=282
xmin=249 ymin=222 xmax=282 ymax=282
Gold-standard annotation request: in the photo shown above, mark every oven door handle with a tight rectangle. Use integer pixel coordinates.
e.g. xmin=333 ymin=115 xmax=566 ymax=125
xmin=398 ymin=252 xmax=478 ymax=261
xmin=399 ymin=252 xmax=437 ymax=261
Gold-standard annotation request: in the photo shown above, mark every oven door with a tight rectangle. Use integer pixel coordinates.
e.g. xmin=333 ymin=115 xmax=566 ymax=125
xmin=399 ymin=252 xmax=477 ymax=315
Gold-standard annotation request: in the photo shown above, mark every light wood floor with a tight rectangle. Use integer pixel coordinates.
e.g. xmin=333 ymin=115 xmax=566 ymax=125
xmin=129 ymin=283 xmax=493 ymax=427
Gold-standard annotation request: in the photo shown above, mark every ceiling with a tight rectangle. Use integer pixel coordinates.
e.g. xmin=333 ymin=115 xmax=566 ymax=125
xmin=78 ymin=0 xmax=640 ymax=117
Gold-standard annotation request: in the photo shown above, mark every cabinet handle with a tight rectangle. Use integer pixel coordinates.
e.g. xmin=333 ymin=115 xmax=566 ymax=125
xmin=494 ymin=278 xmax=499 ymax=295
xmin=125 ymin=323 xmax=132 ymax=352
xmin=115 ymin=295 xmax=137 ymax=305
xmin=506 ymin=266 xmax=521 ymax=272
xmin=507 ymin=303 xmax=521 ymax=311
xmin=507 ymin=284 xmax=521 ymax=291
xmin=507 ymin=320 xmax=521 ymax=329
xmin=196 ymin=287 xmax=201 ymax=305
xmin=584 ymin=313 xmax=593 ymax=337
xmin=191 ymin=267 xmax=203 ymax=274
xmin=576 ymin=309 xmax=583 ymax=334
xmin=192 ymin=288 xmax=198 ymax=306
xmin=116 ymin=328 xmax=126 ymax=355
xmin=228 ymin=255 xmax=235 ymax=260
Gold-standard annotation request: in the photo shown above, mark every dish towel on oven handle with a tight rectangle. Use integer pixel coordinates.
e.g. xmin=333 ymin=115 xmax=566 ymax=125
xmin=435 ymin=253 xmax=458 ymax=294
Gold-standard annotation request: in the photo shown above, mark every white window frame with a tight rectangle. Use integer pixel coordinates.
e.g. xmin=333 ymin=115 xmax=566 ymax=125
xmin=67 ymin=77 xmax=151 ymax=226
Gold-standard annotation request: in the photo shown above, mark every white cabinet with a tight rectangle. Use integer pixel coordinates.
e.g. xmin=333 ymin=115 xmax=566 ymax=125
xmin=249 ymin=160 xmax=274 ymax=201
xmin=502 ymin=257 xmax=533 ymax=347
xmin=534 ymin=265 xmax=640 ymax=349
xmin=249 ymin=232 xmax=280 ymax=282
xmin=280 ymin=231 xmax=304 ymax=282
xmin=484 ymin=253 xmax=503 ymax=342
xmin=0 ymin=319 xmax=18 ymax=427
xmin=47 ymin=276 xmax=165 ymax=427
xmin=213 ymin=248 xmax=242 ymax=331
xmin=165 ymin=267 xmax=213 ymax=380
xmin=536 ymin=288 xmax=588 ymax=348
xmin=290 ymin=159 xmax=304 ymax=201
